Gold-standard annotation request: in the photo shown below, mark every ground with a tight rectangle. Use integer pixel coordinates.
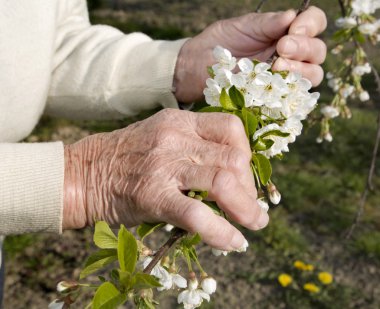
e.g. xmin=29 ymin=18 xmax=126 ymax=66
xmin=3 ymin=0 xmax=380 ymax=308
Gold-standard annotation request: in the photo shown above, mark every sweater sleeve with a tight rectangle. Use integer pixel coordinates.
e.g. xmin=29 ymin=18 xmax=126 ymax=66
xmin=0 ymin=142 xmax=64 ymax=235
xmin=45 ymin=0 xmax=187 ymax=120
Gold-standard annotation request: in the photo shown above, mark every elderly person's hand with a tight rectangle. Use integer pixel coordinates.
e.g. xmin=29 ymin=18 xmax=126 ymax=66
xmin=63 ymin=109 xmax=268 ymax=251
xmin=174 ymin=6 xmax=327 ymax=102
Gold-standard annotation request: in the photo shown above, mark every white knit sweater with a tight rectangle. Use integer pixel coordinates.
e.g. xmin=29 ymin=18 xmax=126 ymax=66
xmin=0 ymin=0 xmax=186 ymax=236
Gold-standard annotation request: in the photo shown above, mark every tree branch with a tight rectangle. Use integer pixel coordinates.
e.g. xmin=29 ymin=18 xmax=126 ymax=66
xmin=345 ymin=62 xmax=380 ymax=239
xmin=143 ymin=228 xmax=187 ymax=274
xmin=337 ymin=0 xmax=347 ymax=17
xmin=255 ymin=0 xmax=268 ymax=12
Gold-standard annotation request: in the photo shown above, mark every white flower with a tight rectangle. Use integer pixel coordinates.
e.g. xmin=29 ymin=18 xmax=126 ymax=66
xmin=324 ymin=132 xmax=333 ymax=142
xmin=164 ymin=224 xmax=174 ymax=232
xmin=351 ymin=0 xmax=380 ymax=15
xmin=353 ymin=63 xmax=371 ymax=76
xmin=211 ymin=248 xmax=228 ymax=256
xmin=178 ymin=278 xmax=210 ymax=309
xmin=212 ymin=46 xmax=236 ymax=73
xmin=252 ymin=124 xmax=292 ymax=158
xmin=142 ymin=257 xmax=187 ymax=291
xmin=327 ymin=77 xmax=341 ymax=92
xmin=267 ymin=184 xmax=281 ymax=205
xmin=257 ymin=199 xmax=269 ymax=212
xmin=359 ymin=90 xmax=370 ymax=101
xmin=56 ymin=281 xmax=78 ymax=293
xmin=335 ymin=17 xmax=357 ymax=28
xmin=201 ymin=277 xmax=217 ymax=295
xmin=203 ymin=78 xmax=221 ymax=106
xmin=316 ymin=136 xmax=323 ymax=143
xmin=340 ymin=84 xmax=355 ymax=98
xmin=358 ymin=23 xmax=379 ymax=35
xmin=249 ymin=72 xmax=288 ymax=108
xmin=48 ymin=300 xmax=64 ymax=309
xmin=321 ymin=106 xmax=340 ymax=119
xmin=214 ymin=68 xmax=232 ymax=89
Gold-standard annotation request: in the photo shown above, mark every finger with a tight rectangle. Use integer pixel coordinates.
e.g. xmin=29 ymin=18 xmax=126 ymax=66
xmin=244 ymin=10 xmax=296 ymax=41
xmin=273 ymin=57 xmax=324 ymax=86
xmin=289 ymin=6 xmax=327 ymax=37
xmin=177 ymin=164 xmax=267 ymax=231
xmin=164 ymin=193 xmax=247 ymax=251
xmin=277 ymin=35 xmax=327 ymax=65
xmin=193 ymin=112 xmax=251 ymax=158
xmin=181 ymin=136 xmax=256 ymax=197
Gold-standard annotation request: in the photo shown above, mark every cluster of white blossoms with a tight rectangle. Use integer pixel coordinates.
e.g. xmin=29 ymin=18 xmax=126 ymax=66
xmin=204 ymin=46 xmax=319 ymax=156
xmin=322 ymin=0 xmax=378 ymax=142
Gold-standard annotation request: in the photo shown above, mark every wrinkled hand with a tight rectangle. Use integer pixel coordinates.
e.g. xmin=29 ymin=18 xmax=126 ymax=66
xmin=175 ymin=6 xmax=327 ymax=102
xmin=63 ymin=109 xmax=268 ymax=250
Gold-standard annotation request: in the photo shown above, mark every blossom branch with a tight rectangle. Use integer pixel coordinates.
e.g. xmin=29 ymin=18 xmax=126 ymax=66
xmin=255 ymin=0 xmax=268 ymax=12
xmin=143 ymin=228 xmax=188 ymax=274
xmin=345 ymin=62 xmax=380 ymax=239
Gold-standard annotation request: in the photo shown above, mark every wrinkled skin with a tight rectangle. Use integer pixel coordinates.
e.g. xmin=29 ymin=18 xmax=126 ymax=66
xmin=175 ymin=6 xmax=327 ymax=103
xmin=64 ymin=109 xmax=269 ymax=250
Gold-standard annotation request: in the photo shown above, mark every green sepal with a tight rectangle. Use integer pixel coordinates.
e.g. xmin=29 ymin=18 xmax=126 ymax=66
xmin=252 ymin=137 xmax=274 ymax=151
xmin=181 ymin=233 xmax=202 ymax=248
xmin=92 ymin=282 xmax=126 ymax=309
xmin=252 ymin=153 xmax=272 ymax=186
xmin=229 ymin=86 xmax=245 ymax=108
xmin=137 ymin=222 xmax=165 ymax=241
xmin=219 ymin=88 xmax=238 ymax=111
xmin=260 ymin=130 xmax=290 ymax=139
xmin=118 ymin=225 xmax=138 ymax=274
xmin=80 ymin=249 xmax=117 ymax=279
xmin=207 ymin=66 xmax=215 ymax=78
xmin=93 ymin=221 xmax=118 ymax=249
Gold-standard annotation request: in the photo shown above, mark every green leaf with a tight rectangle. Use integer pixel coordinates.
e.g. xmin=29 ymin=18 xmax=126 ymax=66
xmin=219 ymin=88 xmax=238 ymax=111
xmin=131 ymin=273 xmax=161 ymax=290
xmin=252 ymin=137 xmax=274 ymax=151
xmin=260 ymin=130 xmax=290 ymax=139
xmin=207 ymin=66 xmax=215 ymax=78
xmin=229 ymin=86 xmax=245 ymax=108
xmin=118 ymin=225 xmax=138 ymax=273
xmin=197 ymin=106 xmax=224 ymax=113
xmin=94 ymin=221 xmax=118 ymax=249
xmin=118 ymin=270 xmax=133 ymax=288
xmin=252 ymin=153 xmax=272 ymax=185
xmin=92 ymin=282 xmax=126 ymax=309
xmin=202 ymin=200 xmax=221 ymax=215
xmin=182 ymin=233 xmax=202 ymax=247
xmin=242 ymin=107 xmax=258 ymax=137
xmin=137 ymin=222 xmax=165 ymax=241
xmin=80 ymin=249 xmax=117 ymax=279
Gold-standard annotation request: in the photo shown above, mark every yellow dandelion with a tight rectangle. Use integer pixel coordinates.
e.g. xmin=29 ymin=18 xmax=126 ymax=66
xmin=303 ymin=283 xmax=320 ymax=293
xmin=304 ymin=264 xmax=314 ymax=271
xmin=318 ymin=272 xmax=333 ymax=285
xmin=278 ymin=273 xmax=292 ymax=287
xmin=293 ymin=260 xmax=306 ymax=270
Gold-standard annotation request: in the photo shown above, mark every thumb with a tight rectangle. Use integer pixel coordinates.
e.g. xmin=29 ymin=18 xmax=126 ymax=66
xmin=250 ymin=9 xmax=297 ymax=41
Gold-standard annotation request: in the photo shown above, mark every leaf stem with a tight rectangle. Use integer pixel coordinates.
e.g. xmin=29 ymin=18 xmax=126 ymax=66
xmin=143 ymin=228 xmax=187 ymax=274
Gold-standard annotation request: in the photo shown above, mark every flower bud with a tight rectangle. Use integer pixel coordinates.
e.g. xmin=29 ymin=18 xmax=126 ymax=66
xmin=316 ymin=137 xmax=323 ymax=144
xmin=201 ymin=277 xmax=217 ymax=295
xmin=359 ymin=90 xmax=370 ymax=102
xmin=267 ymin=183 xmax=281 ymax=205
xmin=211 ymin=248 xmax=228 ymax=256
xmin=257 ymin=199 xmax=269 ymax=212
xmin=57 ymin=281 xmax=78 ymax=293
xmin=188 ymin=272 xmax=198 ymax=290
xmin=164 ymin=224 xmax=174 ymax=232
xmin=324 ymin=132 xmax=333 ymax=142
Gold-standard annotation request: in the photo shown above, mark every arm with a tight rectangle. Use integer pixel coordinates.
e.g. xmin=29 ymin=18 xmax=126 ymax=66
xmin=0 ymin=143 xmax=64 ymax=235
xmin=46 ymin=0 xmax=187 ymax=120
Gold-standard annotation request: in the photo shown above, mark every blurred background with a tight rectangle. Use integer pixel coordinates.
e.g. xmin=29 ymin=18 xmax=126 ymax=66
xmin=3 ymin=0 xmax=380 ymax=308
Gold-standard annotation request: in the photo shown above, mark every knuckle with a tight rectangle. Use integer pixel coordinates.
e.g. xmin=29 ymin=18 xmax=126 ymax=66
xmin=154 ymin=128 xmax=181 ymax=146
xmin=213 ymin=169 xmax=236 ymax=193
xmin=226 ymin=147 xmax=250 ymax=171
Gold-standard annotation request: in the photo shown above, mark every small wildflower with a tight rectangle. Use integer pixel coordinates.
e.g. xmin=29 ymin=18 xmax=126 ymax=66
xmin=303 ymin=283 xmax=320 ymax=293
xmin=318 ymin=272 xmax=333 ymax=285
xmin=178 ymin=274 xmax=210 ymax=308
xmin=201 ymin=276 xmax=217 ymax=295
xmin=278 ymin=273 xmax=292 ymax=287
xmin=293 ymin=260 xmax=306 ymax=270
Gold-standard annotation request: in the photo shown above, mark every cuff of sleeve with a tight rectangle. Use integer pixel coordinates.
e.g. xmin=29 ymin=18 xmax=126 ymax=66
xmin=0 ymin=142 xmax=64 ymax=235
xmin=107 ymin=38 xmax=190 ymax=115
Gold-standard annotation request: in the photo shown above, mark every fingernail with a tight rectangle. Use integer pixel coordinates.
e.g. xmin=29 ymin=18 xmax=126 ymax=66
xmin=284 ymin=38 xmax=298 ymax=55
xmin=293 ymin=26 xmax=307 ymax=35
xmin=256 ymin=210 xmax=270 ymax=230
xmin=230 ymin=232 xmax=246 ymax=250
